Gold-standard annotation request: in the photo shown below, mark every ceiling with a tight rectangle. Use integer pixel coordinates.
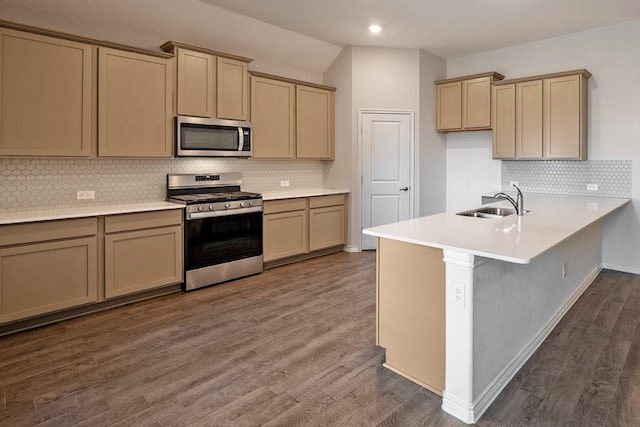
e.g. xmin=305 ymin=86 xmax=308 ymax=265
xmin=1 ymin=0 xmax=639 ymax=75
xmin=202 ymin=0 xmax=640 ymax=58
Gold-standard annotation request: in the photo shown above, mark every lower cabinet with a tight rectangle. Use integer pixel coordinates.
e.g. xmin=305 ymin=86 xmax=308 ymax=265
xmin=0 ymin=218 xmax=98 ymax=324
xmin=376 ymin=238 xmax=445 ymax=395
xmin=263 ymin=194 xmax=347 ymax=264
xmin=263 ymin=198 xmax=308 ymax=262
xmin=309 ymin=195 xmax=346 ymax=251
xmin=104 ymin=210 xmax=183 ymax=298
xmin=0 ymin=209 xmax=184 ymax=327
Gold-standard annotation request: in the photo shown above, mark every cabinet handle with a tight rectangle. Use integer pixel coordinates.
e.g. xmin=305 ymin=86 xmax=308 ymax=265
xmin=399 ymin=187 xmax=409 ymax=191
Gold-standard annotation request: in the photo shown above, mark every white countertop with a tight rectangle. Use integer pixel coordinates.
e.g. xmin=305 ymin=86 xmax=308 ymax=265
xmin=0 ymin=201 xmax=184 ymax=225
xmin=254 ymin=188 xmax=349 ymax=201
xmin=0 ymin=189 xmax=351 ymax=224
xmin=363 ymin=194 xmax=630 ymax=264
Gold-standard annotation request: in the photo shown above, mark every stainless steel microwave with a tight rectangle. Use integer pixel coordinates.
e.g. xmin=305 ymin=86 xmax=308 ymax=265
xmin=175 ymin=116 xmax=252 ymax=157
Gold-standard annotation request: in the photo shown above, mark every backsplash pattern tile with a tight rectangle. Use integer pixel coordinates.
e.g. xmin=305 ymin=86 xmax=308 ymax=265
xmin=0 ymin=158 xmax=325 ymax=211
xmin=502 ymin=160 xmax=631 ymax=198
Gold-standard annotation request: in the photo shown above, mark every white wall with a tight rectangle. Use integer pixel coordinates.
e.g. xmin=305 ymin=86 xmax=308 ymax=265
xmin=445 ymin=132 xmax=501 ymax=212
xmin=324 ymin=47 xmax=356 ymax=248
xmin=324 ymin=47 xmax=447 ymax=250
xmin=351 ymin=47 xmax=421 ymax=111
xmin=352 ymin=47 xmax=422 ymax=247
xmin=420 ymin=51 xmax=448 ymax=216
xmin=445 ymin=19 xmax=640 ymax=271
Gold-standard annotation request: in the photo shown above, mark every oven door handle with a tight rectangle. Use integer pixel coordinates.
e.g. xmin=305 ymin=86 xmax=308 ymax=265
xmin=188 ymin=206 xmax=263 ymax=219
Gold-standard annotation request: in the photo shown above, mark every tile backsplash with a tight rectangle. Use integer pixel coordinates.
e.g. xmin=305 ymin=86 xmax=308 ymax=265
xmin=0 ymin=158 xmax=325 ymax=211
xmin=502 ymin=160 xmax=631 ymax=198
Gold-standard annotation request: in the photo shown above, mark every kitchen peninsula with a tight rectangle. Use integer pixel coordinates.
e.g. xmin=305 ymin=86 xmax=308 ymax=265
xmin=363 ymin=194 xmax=629 ymax=424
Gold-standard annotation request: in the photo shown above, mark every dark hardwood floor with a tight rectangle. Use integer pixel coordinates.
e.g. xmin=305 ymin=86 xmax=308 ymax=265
xmin=1 ymin=252 xmax=639 ymax=426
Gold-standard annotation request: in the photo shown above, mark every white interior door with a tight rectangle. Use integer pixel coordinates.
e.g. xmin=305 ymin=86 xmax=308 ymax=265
xmin=361 ymin=111 xmax=413 ymax=250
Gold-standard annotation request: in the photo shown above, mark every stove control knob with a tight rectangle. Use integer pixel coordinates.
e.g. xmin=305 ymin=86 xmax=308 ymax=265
xmin=240 ymin=201 xmax=246 ymax=207
xmin=224 ymin=203 xmax=231 ymax=209
xmin=209 ymin=205 xmax=214 ymax=211
xmin=197 ymin=206 xmax=204 ymax=212
xmin=248 ymin=201 xmax=253 ymax=206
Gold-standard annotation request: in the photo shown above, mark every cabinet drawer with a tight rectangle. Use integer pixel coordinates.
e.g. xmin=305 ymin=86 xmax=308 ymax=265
xmin=105 ymin=209 xmax=182 ymax=233
xmin=0 ymin=236 xmax=98 ymax=323
xmin=263 ymin=198 xmax=307 ymax=214
xmin=309 ymin=194 xmax=345 ymax=209
xmin=0 ymin=217 xmax=97 ymax=247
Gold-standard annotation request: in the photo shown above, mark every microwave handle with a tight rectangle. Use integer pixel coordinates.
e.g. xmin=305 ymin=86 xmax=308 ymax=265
xmin=238 ymin=128 xmax=244 ymax=152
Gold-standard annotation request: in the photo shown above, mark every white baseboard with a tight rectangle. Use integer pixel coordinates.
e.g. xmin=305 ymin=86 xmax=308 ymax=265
xmin=602 ymin=262 xmax=640 ymax=275
xmin=343 ymin=245 xmax=360 ymax=253
xmin=442 ymin=392 xmax=475 ymax=424
xmin=454 ymin=265 xmax=601 ymax=424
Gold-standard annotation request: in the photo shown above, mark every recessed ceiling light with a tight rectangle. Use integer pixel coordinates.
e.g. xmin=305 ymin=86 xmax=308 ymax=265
xmin=369 ymin=24 xmax=382 ymax=34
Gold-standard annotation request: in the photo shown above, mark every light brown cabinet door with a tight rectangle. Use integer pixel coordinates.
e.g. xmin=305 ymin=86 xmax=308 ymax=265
xmin=516 ymin=80 xmax=543 ymax=159
xmin=0 ymin=237 xmax=98 ymax=323
xmin=462 ymin=77 xmax=491 ymax=129
xmin=176 ymin=48 xmax=215 ymax=118
xmin=492 ymin=84 xmax=516 ymax=159
xmin=263 ymin=210 xmax=308 ymax=262
xmin=436 ymin=81 xmax=462 ymax=131
xmin=309 ymin=205 xmax=345 ymax=251
xmin=0 ymin=28 xmax=93 ymax=157
xmin=104 ymin=225 xmax=183 ymax=298
xmin=296 ymin=85 xmax=334 ymax=159
xmin=217 ymin=57 xmax=249 ymax=120
xmin=98 ymin=48 xmax=173 ymax=157
xmin=544 ymin=74 xmax=585 ymax=159
xmin=250 ymin=76 xmax=295 ymax=158
xmin=377 ymin=238 xmax=445 ymax=395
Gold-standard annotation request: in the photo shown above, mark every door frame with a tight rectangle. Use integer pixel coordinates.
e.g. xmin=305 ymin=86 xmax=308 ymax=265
xmin=356 ymin=109 xmax=417 ymax=251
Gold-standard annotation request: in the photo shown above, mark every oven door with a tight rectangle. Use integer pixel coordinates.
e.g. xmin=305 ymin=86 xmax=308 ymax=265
xmin=185 ymin=210 xmax=263 ymax=272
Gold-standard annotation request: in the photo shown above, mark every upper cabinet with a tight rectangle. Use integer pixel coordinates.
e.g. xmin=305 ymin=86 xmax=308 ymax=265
xmin=98 ymin=48 xmax=173 ymax=157
xmin=544 ymin=73 xmax=587 ymax=159
xmin=0 ymin=28 xmax=94 ymax=157
xmin=492 ymin=84 xmax=516 ymax=158
xmin=250 ymin=72 xmax=336 ymax=160
xmin=296 ymin=85 xmax=335 ymax=159
xmin=217 ymin=57 xmax=249 ymax=120
xmin=492 ymin=69 xmax=590 ymax=160
xmin=250 ymin=75 xmax=296 ymax=158
xmin=161 ymin=42 xmax=251 ymax=121
xmin=435 ymin=72 xmax=504 ymax=132
xmin=175 ymin=48 xmax=215 ymax=118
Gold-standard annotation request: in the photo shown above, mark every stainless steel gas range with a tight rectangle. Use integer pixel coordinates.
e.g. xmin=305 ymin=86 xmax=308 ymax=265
xmin=167 ymin=173 xmax=263 ymax=291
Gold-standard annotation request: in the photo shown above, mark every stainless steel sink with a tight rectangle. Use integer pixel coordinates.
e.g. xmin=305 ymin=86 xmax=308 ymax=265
xmin=457 ymin=206 xmax=519 ymax=219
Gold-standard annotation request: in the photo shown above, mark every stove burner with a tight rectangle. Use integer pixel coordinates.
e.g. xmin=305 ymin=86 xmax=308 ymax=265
xmin=169 ymin=191 xmax=261 ymax=204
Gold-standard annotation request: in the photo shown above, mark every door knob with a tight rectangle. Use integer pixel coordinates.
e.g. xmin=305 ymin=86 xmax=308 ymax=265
xmin=399 ymin=187 xmax=409 ymax=191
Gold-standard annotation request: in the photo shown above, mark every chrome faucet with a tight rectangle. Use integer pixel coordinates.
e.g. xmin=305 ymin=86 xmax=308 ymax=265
xmin=494 ymin=184 xmax=525 ymax=215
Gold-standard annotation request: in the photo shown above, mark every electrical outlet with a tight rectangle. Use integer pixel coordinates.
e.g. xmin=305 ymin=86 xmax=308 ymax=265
xmin=453 ymin=283 xmax=465 ymax=307
xmin=562 ymin=262 xmax=567 ymax=279
xmin=76 ymin=190 xmax=95 ymax=200
xmin=280 ymin=180 xmax=290 ymax=187
xmin=510 ymin=180 xmax=519 ymax=187
xmin=587 ymin=183 xmax=598 ymax=191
